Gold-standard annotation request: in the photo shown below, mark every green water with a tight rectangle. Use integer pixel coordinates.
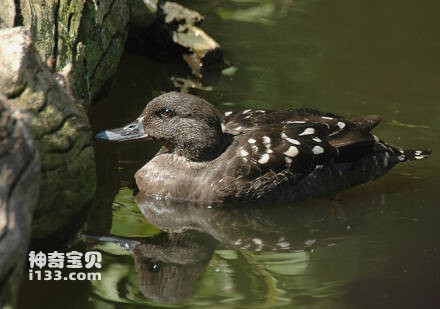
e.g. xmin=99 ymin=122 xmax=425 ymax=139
xmin=19 ymin=0 xmax=440 ymax=308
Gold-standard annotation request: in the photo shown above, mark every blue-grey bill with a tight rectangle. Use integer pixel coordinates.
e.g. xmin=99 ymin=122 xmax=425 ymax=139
xmin=94 ymin=118 xmax=150 ymax=141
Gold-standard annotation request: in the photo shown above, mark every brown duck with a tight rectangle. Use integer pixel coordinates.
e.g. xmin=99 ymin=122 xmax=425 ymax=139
xmin=95 ymin=92 xmax=431 ymax=203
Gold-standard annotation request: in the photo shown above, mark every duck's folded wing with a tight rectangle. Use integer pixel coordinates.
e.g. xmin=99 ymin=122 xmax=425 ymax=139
xmin=222 ymin=108 xmax=344 ymax=134
xmin=221 ymin=115 xmax=383 ymax=199
xmin=233 ymin=123 xmax=339 ymax=176
xmin=223 ymin=108 xmax=382 ymax=164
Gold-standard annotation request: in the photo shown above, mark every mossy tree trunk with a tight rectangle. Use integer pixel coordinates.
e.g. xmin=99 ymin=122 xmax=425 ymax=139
xmin=0 ymin=95 xmax=40 ymax=308
xmin=18 ymin=0 xmax=131 ymax=110
xmin=0 ymin=27 xmax=96 ymax=243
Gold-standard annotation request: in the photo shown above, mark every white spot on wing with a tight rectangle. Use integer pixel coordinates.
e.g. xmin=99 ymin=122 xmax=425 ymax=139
xmin=321 ymin=116 xmax=333 ymax=120
xmin=243 ymin=109 xmax=252 ymax=114
xmin=281 ymin=132 xmax=301 ymax=145
xmin=283 ymin=120 xmax=306 ymax=124
xmin=240 ymin=147 xmax=249 ymax=157
xmin=248 ymin=138 xmax=256 ymax=144
xmin=262 ymin=136 xmax=271 ymax=144
xmin=312 ymin=145 xmax=325 ymax=155
xmin=298 ymin=127 xmax=315 ymax=136
xmin=262 ymin=137 xmax=271 ymax=149
xmin=373 ymin=135 xmax=380 ymax=143
xmin=224 ymin=111 xmax=233 ymax=116
xmin=258 ymin=153 xmax=270 ymax=164
xmin=284 ymin=146 xmax=299 ymax=157
xmin=312 ymin=137 xmax=322 ymax=143
xmin=286 ymin=137 xmax=301 ymax=145
xmin=337 ymin=121 xmax=346 ymax=129
xmin=285 ymin=157 xmax=292 ymax=166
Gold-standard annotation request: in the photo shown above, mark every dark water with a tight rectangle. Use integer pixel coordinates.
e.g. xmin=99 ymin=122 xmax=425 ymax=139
xmin=19 ymin=0 xmax=440 ymax=308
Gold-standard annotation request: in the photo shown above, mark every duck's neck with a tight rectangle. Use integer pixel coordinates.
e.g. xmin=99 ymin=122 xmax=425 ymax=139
xmin=174 ymin=127 xmax=231 ymax=162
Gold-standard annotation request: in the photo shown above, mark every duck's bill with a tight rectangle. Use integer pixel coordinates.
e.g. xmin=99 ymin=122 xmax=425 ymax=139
xmin=94 ymin=118 xmax=150 ymax=141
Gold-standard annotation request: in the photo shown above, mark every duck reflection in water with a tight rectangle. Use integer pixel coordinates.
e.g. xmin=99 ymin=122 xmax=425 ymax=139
xmin=134 ymin=193 xmax=358 ymax=253
xmin=89 ymin=192 xmax=369 ymax=305
xmin=131 ymin=231 xmax=216 ymax=304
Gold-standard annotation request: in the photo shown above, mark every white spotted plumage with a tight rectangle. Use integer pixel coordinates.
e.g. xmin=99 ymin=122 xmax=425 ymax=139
xmin=223 ymin=105 xmax=430 ymax=192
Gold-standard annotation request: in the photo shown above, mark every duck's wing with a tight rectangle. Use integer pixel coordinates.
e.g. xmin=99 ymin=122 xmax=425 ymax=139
xmin=222 ymin=108 xmax=344 ymax=134
xmin=218 ymin=112 xmax=384 ymax=200
xmin=222 ymin=108 xmax=382 ymax=164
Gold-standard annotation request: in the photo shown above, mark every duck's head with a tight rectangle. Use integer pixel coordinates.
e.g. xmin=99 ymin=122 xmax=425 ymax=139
xmin=95 ymin=92 xmax=226 ymax=161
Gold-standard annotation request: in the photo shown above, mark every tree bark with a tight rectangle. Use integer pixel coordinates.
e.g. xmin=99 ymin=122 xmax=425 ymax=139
xmin=0 ymin=96 xmax=40 ymax=308
xmin=18 ymin=0 xmax=131 ymax=110
xmin=0 ymin=27 xmax=95 ymax=242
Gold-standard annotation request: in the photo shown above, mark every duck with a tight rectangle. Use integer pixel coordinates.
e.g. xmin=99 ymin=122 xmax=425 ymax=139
xmin=95 ymin=91 xmax=431 ymax=203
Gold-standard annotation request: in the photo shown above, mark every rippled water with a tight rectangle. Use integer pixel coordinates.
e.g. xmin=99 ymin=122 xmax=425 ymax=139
xmin=19 ymin=0 xmax=440 ymax=308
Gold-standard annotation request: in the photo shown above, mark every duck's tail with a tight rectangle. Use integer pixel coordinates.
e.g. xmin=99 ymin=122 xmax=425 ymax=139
xmin=375 ymin=138 xmax=432 ymax=163
xmin=399 ymin=148 xmax=432 ymax=162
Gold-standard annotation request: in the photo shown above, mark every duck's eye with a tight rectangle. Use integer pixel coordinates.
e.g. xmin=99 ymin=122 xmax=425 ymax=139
xmin=159 ymin=108 xmax=175 ymax=119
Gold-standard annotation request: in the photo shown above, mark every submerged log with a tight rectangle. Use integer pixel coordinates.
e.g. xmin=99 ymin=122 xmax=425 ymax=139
xmin=0 ymin=97 xmax=40 ymax=307
xmin=128 ymin=1 xmax=223 ymax=78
